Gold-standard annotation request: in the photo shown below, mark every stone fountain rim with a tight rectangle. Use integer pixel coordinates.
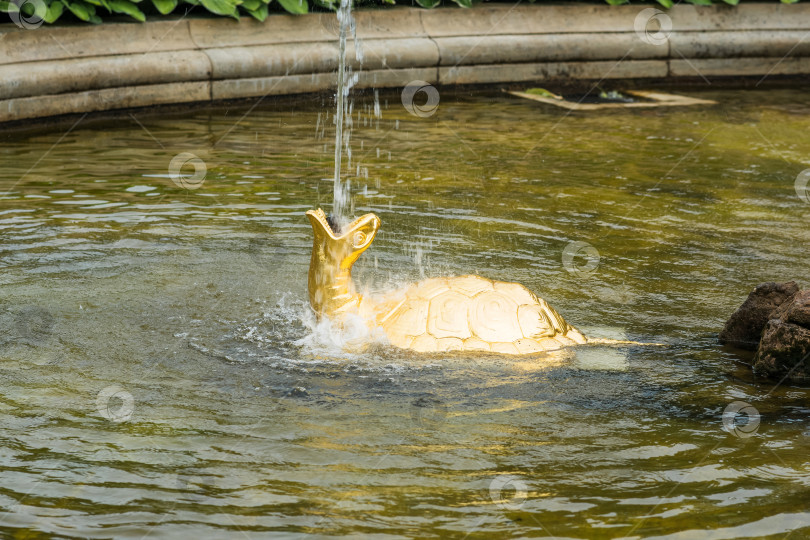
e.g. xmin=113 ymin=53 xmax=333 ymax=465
xmin=1 ymin=2 xmax=810 ymax=126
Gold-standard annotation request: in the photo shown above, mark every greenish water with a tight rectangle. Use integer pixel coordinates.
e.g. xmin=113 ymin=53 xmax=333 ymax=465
xmin=0 ymin=87 xmax=809 ymax=539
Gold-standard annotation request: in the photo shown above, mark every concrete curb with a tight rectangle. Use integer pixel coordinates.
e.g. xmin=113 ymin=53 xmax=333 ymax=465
xmin=1 ymin=3 xmax=809 ymax=124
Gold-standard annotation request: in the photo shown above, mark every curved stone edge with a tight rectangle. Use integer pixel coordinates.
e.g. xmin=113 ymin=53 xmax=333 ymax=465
xmin=2 ymin=3 xmax=810 ymax=124
xmin=2 ymin=82 xmax=211 ymax=122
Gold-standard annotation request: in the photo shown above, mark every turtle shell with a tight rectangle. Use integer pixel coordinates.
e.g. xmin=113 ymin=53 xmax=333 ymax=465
xmin=379 ymin=275 xmax=585 ymax=354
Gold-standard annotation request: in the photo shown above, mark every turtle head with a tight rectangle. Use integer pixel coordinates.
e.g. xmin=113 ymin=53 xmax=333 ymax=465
xmin=306 ymin=208 xmax=381 ymax=270
xmin=306 ymin=208 xmax=381 ymax=318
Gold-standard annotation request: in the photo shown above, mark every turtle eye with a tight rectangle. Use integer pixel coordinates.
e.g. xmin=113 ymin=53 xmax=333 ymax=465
xmin=351 ymin=231 xmax=367 ymax=248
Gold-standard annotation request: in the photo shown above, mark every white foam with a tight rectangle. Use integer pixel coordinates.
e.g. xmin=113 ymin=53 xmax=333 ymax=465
xmin=294 ymin=312 xmax=388 ymax=358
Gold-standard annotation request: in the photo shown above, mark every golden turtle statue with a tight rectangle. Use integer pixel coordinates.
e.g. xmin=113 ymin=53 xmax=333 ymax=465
xmin=306 ymin=208 xmax=591 ymax=354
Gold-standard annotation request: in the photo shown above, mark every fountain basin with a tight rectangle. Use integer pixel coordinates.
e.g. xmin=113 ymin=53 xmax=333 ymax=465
xmin=2 ymin=86 xmax=810 ymax=538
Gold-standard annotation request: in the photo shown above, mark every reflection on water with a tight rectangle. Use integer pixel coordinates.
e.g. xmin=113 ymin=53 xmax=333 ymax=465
xmin=0 ymin=87 xmax=809 ymax=538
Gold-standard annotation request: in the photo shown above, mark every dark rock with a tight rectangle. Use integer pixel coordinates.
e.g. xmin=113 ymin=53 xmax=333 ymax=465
xmin=783 ymin=291 xmax=810 ymax=328
xmin=719 ymin=281 xmax=800 ymax=350
xmin=753 ymin=290 xmax=810 ymax=383
xmin=288 ymin=386 xmax=309 ymax=398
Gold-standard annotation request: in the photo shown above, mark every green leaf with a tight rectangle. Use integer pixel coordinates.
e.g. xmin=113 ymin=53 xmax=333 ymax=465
xmin=525 ymin=87 xmax=564 ymax=100
xmin=58 ymin=0 xmax=102 ymax=23
xmin=451 ymin=0 xmax=472 ymax=7
xmin=720 ymin=0 xmax=738 ymax=4
xmin=277 ymin=0 xmax=307 ymax=13
xmin=108 ymin=0 xmax=144 ymax=19
xmin=240 ymin=0 xmax=259 ymax=9
xmin=685 ymin=0 xmax=713 ymax=5
xmin=151 ymin=0 xmax=176 ymax=10
xmin=781 ymin=0 xmax=800 ymax=4
xmin=44 ymin=0 xmax=64 ymax=21
xmin=415 ymin=0 xmax=440 ymax=7
xmin=151 ymin=0 xmax=176 ymax=12
xmin=200 ymin=0 xmax=238 ymax=17
xmin=60 ymin=0 xmax=92 ymax=21
xmin=655 ymin=0 xmax=674 ymax=8
xmin=605 ymin=0 xmax=629 ymax=5
xmin=311 ymin=0 xmax=336 ymax=8
xmin=243 ymin=1 xmax=265 ymax=19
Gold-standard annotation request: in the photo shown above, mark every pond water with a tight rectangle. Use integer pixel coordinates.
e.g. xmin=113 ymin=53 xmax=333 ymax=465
xmin=1 ymin=87 xmax=809 ymax=539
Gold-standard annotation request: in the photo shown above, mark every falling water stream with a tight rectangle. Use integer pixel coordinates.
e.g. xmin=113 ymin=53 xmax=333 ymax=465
xmin=331 ymin=0 xmax=360 ymax=226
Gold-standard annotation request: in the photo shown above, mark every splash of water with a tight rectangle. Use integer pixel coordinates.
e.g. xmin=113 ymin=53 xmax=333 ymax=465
xmin=295 ymin=311 xmax=388 ymax=358
xmin=332 ymin=0 xmax=362 ymax=226
xmin=237 ymin=294 xmax=389 ymax=361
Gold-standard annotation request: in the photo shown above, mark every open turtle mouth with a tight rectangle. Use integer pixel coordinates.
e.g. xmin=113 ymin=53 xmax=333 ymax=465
xmin=326 ymin=214 xmax=342 ymax=235
xmin=307 ymin=208 xmax=380 ymax=240
xmin=307 ymin=208 xmax=338 ymax=236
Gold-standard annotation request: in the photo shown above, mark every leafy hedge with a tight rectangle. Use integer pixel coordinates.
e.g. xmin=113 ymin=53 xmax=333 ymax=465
xmin=0 ymin=0 xmax=802 ymax=26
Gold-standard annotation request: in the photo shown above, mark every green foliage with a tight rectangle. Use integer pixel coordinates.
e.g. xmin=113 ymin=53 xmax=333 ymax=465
xmin=0 ymin=0 xmax=804 ymax=26
xmin=241 ymin=0 xmax=267 ymax=18
xmin=108 ymin=0 xmax=146 ymax=21
xmin=150 ymin=0 xmax=177 ymax=14
xmin=277 ymin=0 xmax=307 ymax=13
xmin=200 ymin=0 xmax=239 ymax=18
xmin=43 ymin=0 xmax=63 ymax=20
xmin=60 ymin=0 xmax=102 ymax=23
